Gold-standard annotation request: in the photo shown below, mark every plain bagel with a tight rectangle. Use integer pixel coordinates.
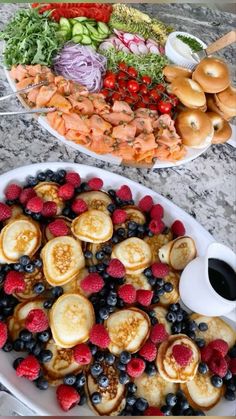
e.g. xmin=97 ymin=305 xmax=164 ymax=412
xmin=192 ymin=57 xmax=230 ymax=93
xmin=175 ymin=109 xmax=214 ymax=148
xmin=206 ymin=94 xmax=229 ymax=120
xmin=163 ymin=65 xmax=192 ymax=83
xmin=214 ymin=85 xmax=236 ymax=119
xmin=171 ymin=77 xmax=206 ymax=109
xmin=207 ymin=112 xmax=232 ymax=144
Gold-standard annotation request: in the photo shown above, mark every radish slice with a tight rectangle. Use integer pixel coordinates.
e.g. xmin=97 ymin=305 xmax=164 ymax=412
xmin=133 ymin=34 xmax=145 ymax=42
xmin=137 ymin=43 xmax=149 ymax=54
xmin=150 ymin=45 xmax=160 ymax=54
xmin=123 ymin=33 xmax=135 ymax=43
xmin=129 ymin=42 xmax=140 ymax=54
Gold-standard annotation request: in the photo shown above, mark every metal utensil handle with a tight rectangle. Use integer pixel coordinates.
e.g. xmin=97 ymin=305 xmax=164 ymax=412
xmin=206 ymin=30 xmax=236 ymax=55
xmin=0 ymin=107 xmax=56 ymax=116
xmin=0 ymin=81 xmax=47 ymax=102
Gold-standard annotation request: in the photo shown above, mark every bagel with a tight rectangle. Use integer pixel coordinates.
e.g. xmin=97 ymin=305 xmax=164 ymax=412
xmin=163 ymin=65 xmax=192 ymax=83
xmin=207 ymin=112 xmax=232 ymax=144
xmin=214 ymin=85 xmax=236 ymax=119
xmin=175 ymin=109 xmax=214 ymax=148
xmin=206 ymin=94 xmax=230 ymax=120
xmin=192 ymin=57 xmax=230 ymax=93
xmin=171 ymin=77 xmax=206 ymax=109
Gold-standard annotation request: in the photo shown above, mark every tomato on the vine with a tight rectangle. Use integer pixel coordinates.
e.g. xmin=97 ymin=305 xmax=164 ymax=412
xmin=142 ymin=94 xmax=150 ymax=104
xmin=135 ymin=101 xmax=146 ymax=109
xmin=127 ymin=80 xmax=140 ymax=93
xmin=139 ymin=84 xmax=148 ymax=95
xmin=149 ymin=104 xmax=158 ymax=111
xmin=155 ymin=84 xmax=165 ymax=93
xmin=132 ymin=93 xmax=140 ymax=103
xmin=103 ymin=75 xmax=116 ymax=89
xmin=117 ymin=71 xmax=127 ymax=81
xmin=100 ymin=89 xmax=110 ymax=98
xmin=168 ymin=94 xmax=179 ymax=106
xmin=157 ymin=100 xmax=173 ymax=114
xmin=141 ymin=75 xmax=152 ymax=85
xmin=124 ymin=96 xmax=134 ymax=105
xmin=149 ymin=89 xmax=161 ymax=101
xmin=118 ymin=62 xmax=128 ymax=72
xmin=118 ymin=80 xmax=127 ymax=91
xmin=128 ymin=67 xmax=138 ymax=78
xmin=112 ymin=92 xmax=123 ymax=101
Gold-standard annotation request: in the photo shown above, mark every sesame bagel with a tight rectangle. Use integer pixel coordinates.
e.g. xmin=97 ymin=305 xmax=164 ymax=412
xmin=192 ymin=57 xmax=230 ymax=93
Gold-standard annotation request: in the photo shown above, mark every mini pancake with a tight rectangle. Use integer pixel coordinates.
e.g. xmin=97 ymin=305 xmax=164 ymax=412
xmin=0 ymin=218 xmax=42 ymax=263
xmin=123 ymin=206 xmax=146 ymax=226
xmin=111 ymin=237 xmax=152 ymax=275
xmin=71 ymin=210 xmax=113 ymax=244
xmin=191 ymin=314 xmax=236 ymax=348
xmin=144 ymin=230 xmax=173 ymax=263
xmin=62 ymin=268 xmax=89 ymax=296
xmin=156 ymin=334 xmax=200 ymax=383
xmin=2 ymin=205 xmax=23 ymax=225
xmin=34 ymin=182 xmax=64 ymax=215
xmin=50 ymin=293 xmax=95 ymax=348
xmin=82 ymin=241 xmax=111 ymax=267
xmin=105 ymin=308 xmax=150 ymax=355
xmin=76 ymin=191 xmax=113 ymax=214
xmin=14 ymin=267 xmax=47 ymax=302
xmin=86 ymin=360 xmax=126 ymax=416
xmin=181 ymin=372 xmax=223 ymax=410
xmin=135 ymin=372 xmax=179 ymax=407
xmin=159 ymin=271 xmax=180 ymax=306
xmin=159 ymin=236 xmax=197 ymax=270
xmin=42 ymin=339 xmax=83 ymax=386
xmin=125 ymin=273 xmax=151 ymax=291
xmin=43 ymin=217 xmax=72 ymax=242
xmin=8 ymin=299 xmax=46 ymax=340
xmin=41 ymin=236 xmax=85 ymax=286
xmin=151 ymin=306 xmax=172 ymax=334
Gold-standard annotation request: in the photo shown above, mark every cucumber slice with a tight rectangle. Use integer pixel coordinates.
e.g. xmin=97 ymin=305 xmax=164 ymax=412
xmin=85 ymin=23 xmax=99 ymax=35
xmin=80 ymin=35 xmax=92 ymax=45
xmin=97 ymin=22 xmax=109 ymax=35
xmin=72 ymin=35 xmax=82 ymax=44
xmin=57 ymin=30 xmax=71 ymax=41
xmin=69 ymin=18 xmax=79 ymax=25
xmin=59 ymin=17 xmax=71 ymax=31
xmin=73 ymin=17 xmax=88 ymax=22
xmin=72 ymin=22 xmax=84 ymax=36
xmin=82 ymin=25 xmax=89 ymax=36
xmin=90 ymin=33 xmax=107 ymax=42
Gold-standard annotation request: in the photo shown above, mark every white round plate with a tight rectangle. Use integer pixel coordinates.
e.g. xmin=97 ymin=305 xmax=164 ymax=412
xmin=0 ymin=163 xmax=235 ymax=416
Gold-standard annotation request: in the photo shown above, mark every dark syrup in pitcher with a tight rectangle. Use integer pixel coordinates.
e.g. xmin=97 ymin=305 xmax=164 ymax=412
xmin=208 ymin=258 xmax=236 ymax=301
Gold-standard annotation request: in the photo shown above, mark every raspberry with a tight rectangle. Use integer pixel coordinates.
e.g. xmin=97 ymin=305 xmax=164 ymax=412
xmin=145 ymin=407 xmax=164 ymax=416
xmin=26 ymin=196 xmax=43 ymax=213
xmin=0 ymin=321 xmax=8 ymax=349
xmin=107 ymin=259 xmax=125 ymax=278
xmin=225 ymin=355 xmax=231 ymax=366
xmin=229 ymin=358 xmax=236 ymax=374
xmin=139 ymin=340 xmax=157 ymax=362
xmin=171 ymin=220 xmax=186 ymax=237
xmin=16 ymin=355 xmax=40 ymax=381
xmin=201 ymin=345 xmax=215 ymax=363
xmin=136 ymin=290 xmax=154 ymax=307
xmin=151 ymin=262 xmax=170 ymax=278
xmin=127 ymin=357 xmax=145 ymax=378
xmin=116 ymin=185 xmax=132 ymax=201
xmin=56 ymin=384 xmax=80 ymax=411
xmin=58 ymin=183 xmax=74 ymax=200
xmin=89 ymin=324 xmax=110 ymax=349
xmin=73 ymin=343 xmax=92 ymax=365
xmin=148 ymin=219 xmax=165 ymax=235
xmin=150 ymin=204 xmax=164 ymax=220
xmin=209 ymin=354 xmax=228 ymax=377
xmin=41 ymin=201 xmax=57 ymax=218
xmin=118 ymin=284 xmax=136 ymax=304
xmin=150 ymin=323 xmax=169 ymax=344
xmin=208 ymin=339 xmax=229 ymax=358
xmin=65 ymin=172 xmax=81 ymax=187
xmin=71 ymin=198 xmax=88 ymax=214
xmin=88 ymin=177 xmax=103 ymax=191
xmin=112 ymin=209 xmax=127 ymax=224
xmin=172 ymin=344 xmax=193 ymax=367
xmin=48 ymin=219 xmax=69 ymax=237
xmin=138 ymin=195 xmax=153 ymax=212
xmin=19 ymin=188 xmax=36 ymax=205
xmin=5 ymin=183 xmax=22 ymax=200
xmin=4 ymin=271 xmax=25 ymax=295
xmin=0 ymin=202 xmax=12 ymax=221
xmin=25 ymin=309 xmax=49 ymax=333
xmin=80 ymin=273 xmax=104 ymax=293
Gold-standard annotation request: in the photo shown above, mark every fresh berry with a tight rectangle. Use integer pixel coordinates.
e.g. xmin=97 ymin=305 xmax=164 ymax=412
xmin=118 ymin=284 xmax=136 ymax=304
xmin=145 ymin=407 xmax=164 ymax=416
xmin=5 ymin=184 xmax=22 ymax=200
xmin=73 ymin=343 xmax=92 ymax=365
xmin=107 ymin=259 xmax=125 ymax=278
xmin=171 ymin=220 xmax=186 ymax=236
xmin=25 ymin=309 xmax=49 ymax=333
xmin=26 ymin=196 xmax=43 ymax=213
xmin=16 ymin=355 xmax=40 ymax=381
xmin=89 ymin=324 xmax=110 ymax=349
xmin=127 ymin=357 xmax=145 ymax=378
xmin=150 ymin=323 xmax=169 ymax=344
xmin=41 ymin=201 xmax=57 ymax=218
xmin=65 ymin=172 xmax=81 ymax=187
xmin=138 ymin=195 xmax=153 ymax=212
xmin=48 ymin=219 xmax=69 ymax=237
xmin=0 ymin=321 xmax=8 ymax=349
xmin=136 ymin=290 xmax=154 ymax=307
xmin=211 ymin=375 xmax=223 ymax=388
xmin=116 ymin=185 xmax=132 ymax=201
xmin=201 ymin=345 xmax=214 ymax=363
xmin=19 ymin=188 xmax=36 ymax=205
xmin=172 ymin=344 xmax=193 ymax=367
xmin=112 ymin=209 xmax=127 ymax=224
xmin=0 ymin=202 xmax=12 ymax=221
xmin=56 ymin=384 xmax=80 ymax=411
xmin=58 ymin=183 xmax=75 ymax=200
xmin=151 ymin=262 xmax=170 ymax=278
xmin=150 ymin=204 xmax=164 ymax=220
xmin=209 ymin=354 xmax=228 ymax=378
xmin=148 ymin=219 xmax=165 ymax=235
xmin=88 ymin=177 xmax=103 ymax=191
xmin=229 ymin=358 xmax=236 ymax=374
xmin=4 ymin=271 xmax=25 ymax=295
xmin=208 ymin=339 xmax=229 ymax=358
xmin=139 ymin=340 xmax=157 ymax=362
xmin=71 ymin=198 xmax=88 ymax=214
xmin=80 ymin=273 xmax=104 ymax=293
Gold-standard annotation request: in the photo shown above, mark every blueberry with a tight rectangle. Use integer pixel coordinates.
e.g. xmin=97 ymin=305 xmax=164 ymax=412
xmin=120 ymin=351 xmax=131 ymax=365
xmin=148 ymin=277 xmax=156 ymax=287
xmin=187 ymin=320 xmax=197 ymax=331
xmin=32 ymin=342 xmax=42 ymax=356
xmin=39 ymin=350 xmax=53 ymax=363
xmin=78 ymin=392 xmax=87 ymax=406
xmin=224 ymin=389 xmax=236 ymax=401
xmin=90 ymin=344 xmax=98 ymax=356
xmin=171 ymin=323 xmax=182 ymax=334
xmin=96 ymin=251 xmax=105 ymax=260
xmin=33 ymin=282 xmax=45 ymax=294
xmin=107 ymin=203 xmax=116 ymax=213
xmin=196 ymin=338 xmax=205 ymax=348
xmin=144 ymin=268 xmax=153 ymax=278
xmin=51 ymin=286 xmax=63 ymax=298
xmin=45 ymin=169 xmax=54 ymax=179
xmin=25 ymin=338 xmax=36 ymax=352
xmin=105 ymin=352 xmax=115 ymax=365
xmin=128 ymin=221 xmax=137 ymax=231
xmin=127 ymin=230 xmax=136 ymax=238
xmin=166 ymin=393 xmax=178 ymax=407
xmin=103 ymin=245 xmax=112 ymax=255
xmin=180 ymin=399 xmax=189 ymax=410
xmin=117 ymin=361 xmax=126 ymax=371
xmin=32 ymin=213 xmax=42 ymax=221
xmin=37 ymin=330 xmax=51 ymax=343
xmin=117 ymin=298 xmax=125 ymax=308
xmin=117 ymin=228 xmax=126 ymax=238
xmin=229 ymin=345 xmax=236 ymax=358
xmin=63 ymin=373 xmax=77 ymax=386
xmin=137 ymin=225 xmax=145 ymax=234
xmin=227 ymin=380 xmax=236 ymax=391
xmin=57 ymin=169 xmax=66 ymax=179
xmin=194 ymin=410 xmax=206 ymax=416
xmin=126 ymin=395 xmax=136 ymax=406
xmin=98 ymin=374 xmax=109 ymax=388
xmin=169 ymin=303 xmax=180 ymax=312
xmin=35 ymin=377 xmax=49 ymax=390
xmin=13 ymin=357 xmax=24 ymax=370
xmin=147 ymin=230 xmax=154 ymax=237
xmin=108 ymin=189 xmax=116 ymax=198
xmin=43 ymin=299 xmax=54 ymax=309
xmin=224 ymin=370 xmax=233 ymax=381
xmin=135 ymin=397 xmax=148 ymax=412
xmin=155 ymin=287 xmax=165 ymax=297
xmin=13 ymin=263 xmax=23 ymax=272
xmin=91 ymin=363 xmax=103 ymax=377
xmin=188 ymin=331 xmax=196 ymax=340
xmin=84 ymin=250 xmax=93 ymax=259
xmin=99 ymin=307 xmax=109 ymax=320
xmin=62 ymin=207 xmax=71 ymax=217
xmin=166 ymin=312 xmax=177 ymax=323
xmin=176 ymin=312 xmax=184 ymax=322
xmin=184 ymin=407 xmax=195 ymax=415
xmin=37 ymin=172 xmax=47 ymax=182
xmin=95 ymin=351 xmax=105 ymax=362
xmin=97 ymin=263 xmax=106 ymax=272
xmin=24 ymin=263 xmax=35 ymax=273
xmin=161 ymin=405 xmax=172 ymax=415
xmin=198 ymin=362 xmax=208 ymax=374
xmin=148 ymin=310 xmax=156 ymax=318
xmin=91 ymin=392 xmax=102 ymax=404
xmin=19 ymin=330 xmax=32 ymax=342
xmin=151 ymin=317 xmax=158 ymax=326
xmin=111 ymin=235 xmax=119 ymax=244
xmin=3 ymin=307 xmax=14 ymax=316
xmin=127 ymin=382 xmax=137 ymax=394
xmin=198 ymin=322 xmax=208 ymax=332
xmin=75 ymin=372 xmax=86 ymax=388
xmin=145 ymin=363 xmax=156 ymax=376
xmin=34 ymin=259 xmax=43 ymax=270
xmin=164 ymin=282 xmax=174 ymax=293
xmin=2 ymin=341 xmax=13 ymax=352
xmin=27 ymin=176 xmax=38 ymax=187
xmin=156 ymin=278 xmax=164 ymax=287
xmin=19 ymin=255 xmax=30 ymax=266
xmin=211 ymin=375 xmax=223 ymax=388
xmin=13 ymin=339 xmax=25 ymax=352
xmin=107 ymin=293 xmax=117 ymax=307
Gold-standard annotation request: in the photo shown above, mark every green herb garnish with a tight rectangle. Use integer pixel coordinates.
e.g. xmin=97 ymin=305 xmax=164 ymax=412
xmin=177 ymin=34 xmax=202 ymax=53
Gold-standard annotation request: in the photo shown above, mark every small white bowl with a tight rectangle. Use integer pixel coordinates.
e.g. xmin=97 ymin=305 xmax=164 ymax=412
xmin=165 ymin=31 xmax=207 ymax=70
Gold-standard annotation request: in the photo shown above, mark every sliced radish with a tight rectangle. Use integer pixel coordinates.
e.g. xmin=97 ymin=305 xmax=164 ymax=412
xmin=133 ymin=34 xmax=145 ymax=42
xmin=137 ymin=43 xmax=149 ymax=54
xmin=123 ymin=33 xmax=135 ymax=43
xmin=129 ymin=42 xmax=140 ymax=54
xmin=150 ymin=45 xmax=160 ymax=54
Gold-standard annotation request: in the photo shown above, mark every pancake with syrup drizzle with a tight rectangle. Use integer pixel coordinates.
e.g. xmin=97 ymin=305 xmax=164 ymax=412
xmin=191 ymin=314 xmax=236 ymax=348
xmin=34 ymin=182 xmax=64 ymax=215
xmin=71 ymin=210 xmax=113 ymax=243
xmin=76 ymin=191 xmax=113 ymax=215
xmin=111 ymin=237 xmax=152 ymax=275
xmin=135 ymin=372 xmax=179 ymax=407
xmin=144 ymin=230 xmax=173 ymax=263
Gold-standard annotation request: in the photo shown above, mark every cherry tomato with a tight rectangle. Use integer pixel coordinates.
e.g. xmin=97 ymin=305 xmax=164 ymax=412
xmin=100 ymin=89 xmax=110 ymax=98
xmin=128 ymin=67 xmax=138 ymax=78
xmin=136 ymin=101 xmax=146 ymax=109
xmin=157 ymin=100 xmax=173 ymax=114
xmin=155 ymin=84 xmax=165 ymax=93
xmin=112 ymin=92 xmax=123 ymax=101
xmin=141 ymin=75 xmax=152 ymax=85
xmin=103 ymin=75 xmax=116 ymax=89
xmin=149 ymin=89 xmax=160 ymax=101
xmin=142 ymin=94 xmax=150 ymax=104
xmin=168 ymin=94 xmax=179 ymax=106
xmin=118 ymin=80 xmax=127 ymax=91
xmin=139 ymin=84 xmax=148 ymax=95
xmin=132 ymin=93 xmax=140 ymax=103
xmin=148 ymin=104 xmax=158 ymax=111
xmin=127 ymin=80 xmax=140 ymax=93
xmin=119 ymin=62 xmax=128 ymax=72
xmin=124 ymin=96 xmax=134 ymax=105
xmin=117 ymin=71 xmax=127 ymax=81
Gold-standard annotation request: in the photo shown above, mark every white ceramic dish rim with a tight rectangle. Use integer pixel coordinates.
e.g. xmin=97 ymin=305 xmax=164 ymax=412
xmin=0 ymin=162 xmax=235 ymax=416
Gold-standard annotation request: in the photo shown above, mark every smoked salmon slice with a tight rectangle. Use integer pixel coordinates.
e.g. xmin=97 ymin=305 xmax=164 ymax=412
xmin=112 ymin=124 xmax=136 ymax=142
xmin=35 ymin=85 xmax=57 ymax=108
xmin=47 ymin=93 xmax=72 ymax=113
xmin=63 ymin=113 xmax=90 ymax=133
